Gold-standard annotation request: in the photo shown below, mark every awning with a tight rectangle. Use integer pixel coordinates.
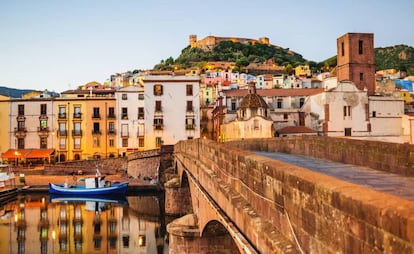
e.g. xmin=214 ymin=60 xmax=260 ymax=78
xmin=26 ymin=149 xmax=54 ymax=159
xmin=1 ymin=149 xmax=30 ymax=159
xmin=1 ymin=149 xmax=54 ymax=159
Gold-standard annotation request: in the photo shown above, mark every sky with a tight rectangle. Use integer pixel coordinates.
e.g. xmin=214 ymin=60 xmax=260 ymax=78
xmin=1 ymin=0 xmax=413 ymax=92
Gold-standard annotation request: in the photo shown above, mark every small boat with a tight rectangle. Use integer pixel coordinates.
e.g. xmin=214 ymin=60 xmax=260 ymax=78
xmin=48 ymin=180 xmax=129 ymax=195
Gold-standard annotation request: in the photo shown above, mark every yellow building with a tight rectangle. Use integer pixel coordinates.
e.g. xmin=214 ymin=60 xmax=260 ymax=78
xmin=0 ymin=95 xmax=10 ymax=157
xmin=295 ymin=65 xmax=311 ymax=77
xmin=56 ymin=88 xmax=117 ymax=161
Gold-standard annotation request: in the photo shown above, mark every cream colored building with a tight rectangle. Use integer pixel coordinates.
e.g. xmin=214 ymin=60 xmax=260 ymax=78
xmin=302 ymin=81 xmax=404 ymax=137
xmin=221 ymin=83 xmax=273 ymax=141
xmin=142 ymin=75 xmax=200 ymax=149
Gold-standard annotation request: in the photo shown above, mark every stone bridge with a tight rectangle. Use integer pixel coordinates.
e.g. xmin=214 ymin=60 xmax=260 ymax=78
xmin=166 ymin=137 xmax=414 ymax=253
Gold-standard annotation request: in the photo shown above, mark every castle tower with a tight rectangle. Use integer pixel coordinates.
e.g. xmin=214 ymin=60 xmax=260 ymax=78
xmin=337 ymin=33 xmax=375 ymax=95
xmin=189 ymin=35 xmax=197 ymax=48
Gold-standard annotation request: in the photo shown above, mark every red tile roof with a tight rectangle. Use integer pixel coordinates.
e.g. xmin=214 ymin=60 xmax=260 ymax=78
xmin=223 ymin=88 xmax=324 ymax=97
xmin=276 ymin=126 xmax=317 ymax=134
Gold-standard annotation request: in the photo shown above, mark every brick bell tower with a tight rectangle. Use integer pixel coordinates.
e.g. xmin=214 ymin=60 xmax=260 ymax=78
xmin=337 ymin=33 xmax=375 ymax=95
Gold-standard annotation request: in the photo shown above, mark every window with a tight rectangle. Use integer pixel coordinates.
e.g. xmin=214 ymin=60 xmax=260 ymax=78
xmin=231 ymin=102 xmax=236 ymax=111
xmin=358 ymin=40 xmax=363 ymax=54
xmin=186 ymin=118 xmax=195 ymax=129
xmin=154 ymin=118 xmax=163 ymax=129
xmin=109 ymin=138 xmax=114 ymax=147
xmin=108 ymin=107 xmax=115 ymax=118
xmin=372 ymin=111 xmax=376 ymax=117
xmin=74 ymin=122 xmax=81 ymax=135
xmin=137 ymin=124 xmax=144 ymax=137
xmin=93 ymin=122 xmax=100 ymax=134
xmin=341 ymin=42 xmax=344 ymax=56
xmin=359 ymin=72 xmax=364 ymax=81
xmin=277 ymin=99 xmax=283 ymax=109
xmin=154 ymin=84 xmax=163 ymax=96
xmin=59 ymin=106 xmax=66 ymax=118
xmin=18 ymin=138 xmax=24 ymax=149
xmin=187 ymin=101 xmax=193 ymax=111
xmin=93 ymin=136 xmax=100 ymax=147
xmin=283 ymin=113 xmax=288 ymax=120
xmin=74 ymin=106 xmax=81 ymax=118
xmin=59 ymin=138 xmax=66 ymax=150
xmin=155 ymin=101 xmax=162 ymax=111
xmin=138 ymin=93 xmax=144 ymax=100
xmin=122 ymin=93 xmax=127 ymax=100
xmin=108 ymin=122 xmax=115 ymax=134
xmin=40 ymin=137 xmax=47 ymax=149
xmin=186 ymin=84 xmax=193 ymax=96
xmin=344 ymin=128 xmax=352 ymax=136
xmin=74 ymin=138 xmax=81 ymax=149
xmin=138 ymin=137 xmax=144 ymax=147
xmin=138 ymin=107 xmax=144 ymax=119
xmin=253 ymin=119 xmax=259 ymax=129
xmin=40 ymin=119 xmax=47 ymax=130
xmin=343 ymin=106 xmax=351 ymax=117
xmin=40 ymin=104 xmax=47 ymax=115
xmin=121 ymin=124 xmax=128 ymax=137
xmin=122 ymin=108 xmax=128 ymax=119
xmin=93 ymin=107 xmax=100 ymax=118
xmin=122 ymin=138 xmax=128 ymax=147
xmin=299 ymin=98 xmax=305 ymax=108
xmin=18 ymin=104 xmax=25 ymax=115
xmin=155 ymin=137 xmax=163 ymax=147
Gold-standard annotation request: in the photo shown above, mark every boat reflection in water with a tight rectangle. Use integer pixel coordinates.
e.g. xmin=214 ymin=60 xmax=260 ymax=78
xmin=0 ymin=193 xmax=167 ymax=254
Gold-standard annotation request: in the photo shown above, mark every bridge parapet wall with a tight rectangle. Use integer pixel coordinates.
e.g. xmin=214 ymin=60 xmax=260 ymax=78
xmin=229 ymin=136 xmax=414 ymax=176
xmin=175 ymin=138 xmax=414 ymax=253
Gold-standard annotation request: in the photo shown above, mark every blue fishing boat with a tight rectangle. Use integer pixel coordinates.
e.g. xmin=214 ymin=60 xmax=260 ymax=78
xmin=48 ymin=180 xmax=129 ymax=195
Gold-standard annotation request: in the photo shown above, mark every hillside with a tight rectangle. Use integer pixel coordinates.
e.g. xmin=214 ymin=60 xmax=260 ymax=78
xmin=0 ymin=86 xmax=35 ymax=98
xmin=154 ymin=40 xmax=310 ymax=72
xmin=154 ymin=40 xmax=414 ymax=76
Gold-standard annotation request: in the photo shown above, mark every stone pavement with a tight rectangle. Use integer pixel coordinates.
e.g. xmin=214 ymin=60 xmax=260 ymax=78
xmin=255 ymin=151 xmax=414 ymax=201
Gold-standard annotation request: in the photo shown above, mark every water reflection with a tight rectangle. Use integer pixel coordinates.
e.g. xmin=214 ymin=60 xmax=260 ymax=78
xmin=0 ymin=193 xmax=168 ymax=254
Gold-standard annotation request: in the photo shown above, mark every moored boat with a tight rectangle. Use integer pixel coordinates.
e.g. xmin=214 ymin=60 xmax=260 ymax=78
xmin=48 ymin=180 xmax=129 ymax=195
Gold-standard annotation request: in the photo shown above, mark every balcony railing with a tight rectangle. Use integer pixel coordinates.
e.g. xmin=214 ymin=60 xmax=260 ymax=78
xmin=72 ymin=130 xmax=83 ymax=136
xmin=108 ymin=114 xmax=116 ymax=119
xmin=185 ymin=124 xmax=195 ymax=130
xmin=16 ymin=115 xmax=26 ymax=121
xmin=58 ymin=113 xmax=67 ymax=119
xmin=153 ymin=124 xmax=164 ymax=130
xmin=73 ymin=112 xmax=82 ymax=119
xmin=92 ymin=130 xmax=101 ymax=135
xmin=92 ymin=114 xmax=101 ymax=119
xmin=39 ymin=114 xmax=48 ymax=120
xmin=121 ymin=131 xmax=129 ymax=137
xmin=58 ymin=130 xmax=67 ymax=136
xmin=107 ymin=129 xmax=116 ymax=135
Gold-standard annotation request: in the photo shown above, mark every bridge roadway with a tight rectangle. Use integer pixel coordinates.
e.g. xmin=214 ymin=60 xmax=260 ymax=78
xmin=255 ymin=151 xmax=414 ymax=201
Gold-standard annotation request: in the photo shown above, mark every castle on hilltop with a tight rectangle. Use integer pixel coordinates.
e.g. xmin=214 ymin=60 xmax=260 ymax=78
xmin=189 ymin=34 xmax=273 ymax=51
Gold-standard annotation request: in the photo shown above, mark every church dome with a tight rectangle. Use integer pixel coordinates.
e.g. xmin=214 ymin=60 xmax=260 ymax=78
xmin=239 ymin=82 xmax=268 ymax=109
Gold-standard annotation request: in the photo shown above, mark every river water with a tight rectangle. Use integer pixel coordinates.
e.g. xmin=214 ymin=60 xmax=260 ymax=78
xmin=0 ymin=193 xmax=169 ymax=254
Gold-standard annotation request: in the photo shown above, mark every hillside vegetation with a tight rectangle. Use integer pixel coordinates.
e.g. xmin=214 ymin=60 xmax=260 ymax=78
xmin=154 ymin=41 xmax=414 ymax=76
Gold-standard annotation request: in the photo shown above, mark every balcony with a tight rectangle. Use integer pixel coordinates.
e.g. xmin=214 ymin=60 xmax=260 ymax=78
xmin=92 ymin=129 xmax=101 ymax=135
xmin=37 ymin=127 xmax=49 ymax=137
xmin=186 ymin=124 xmax=195 ymax=130
xmin=14 ymin=127 xmax=27 ymax=137
xmin=58 ymin=130 xmax=67 ymax=136
xmin=39 ymin=114 xmax=48 ymax=120
xmin=73 ymin=112 xmax=82 ymax=119
xmin=108 ymin=114 xmax=116 ymax=119
xmin=153 ymin=124 xmax=164 ymax=130
xmin=58 ymin=113 xmax=67 ymax=119
xmin=107 ymin=129 xmax=116 ymax=135
xmin=16 ymin=115 xmax=26 ymax=121
xmin=72 ymin=130 xmax=83 ymax=136
xmin=92 ymin=114 xmax=101 ymax=120
xmin=121 ymin=114 xmax=128 ymax=120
